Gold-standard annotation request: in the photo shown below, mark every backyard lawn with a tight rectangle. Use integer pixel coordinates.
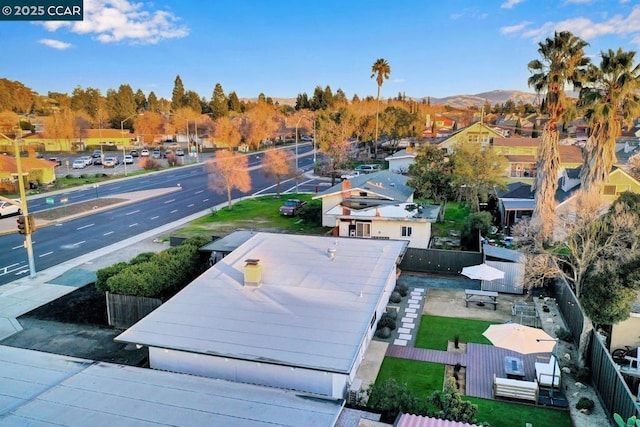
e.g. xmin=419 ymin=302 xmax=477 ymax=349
xmin=430 ymin=201 xmax=469 ymax=238
xmin=415 ymin=315 xmax=495 ymax=350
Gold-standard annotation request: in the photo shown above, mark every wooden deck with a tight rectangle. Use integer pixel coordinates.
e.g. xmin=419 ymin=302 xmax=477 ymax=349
xmin=386 ymin=343 xmax=549 ymax=400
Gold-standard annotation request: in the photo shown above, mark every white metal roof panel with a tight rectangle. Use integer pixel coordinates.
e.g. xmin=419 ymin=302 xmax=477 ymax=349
xmin=0 ymin=350 xmax=342 ymax=426
xmin=117 ymin=233 xmax=407 ymax=373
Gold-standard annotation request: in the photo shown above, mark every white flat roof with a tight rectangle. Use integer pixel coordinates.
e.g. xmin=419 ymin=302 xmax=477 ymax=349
xmin=0 ymin=346 xmax=343 ymax=426
xmin=117 ymin=232 xmax=407 ymax=373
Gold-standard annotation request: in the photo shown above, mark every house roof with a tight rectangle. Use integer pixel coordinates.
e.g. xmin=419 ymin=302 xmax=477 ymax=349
xmin=116 ymin=232 xmax=408 ymax=374
xmin=492 ymin=137 xmax=540 ymax=147
xmin=483 ymin=244 xmax=526 ymax=263
xmin=0 ymin=345 xmax=343 ymax=426
xmin=326 ymin=202 xmax=440 ymax=221
xmin=505 ymin=145 xmax=582 ymax=164
xmin=315 ymin=171 xmax=413 ymax=202
xmin=496 ymin=182 xmax=534 ymax=199
xmin=396 ymin=413 xmax=480 ymax=427
xmin=199 ymin=230 xmax=258 ymax=254
xmin=0 ymin=154 xmax=57 ymax=173
xmin=384 ymin=149 xmax=417 ymax=161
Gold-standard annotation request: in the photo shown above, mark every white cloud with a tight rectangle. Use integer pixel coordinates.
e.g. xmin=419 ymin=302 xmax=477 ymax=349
xmin=500 ymin=21 xmax=531 ymax=34
xmin=39 ymin=0 xmax=189 ymax=45
xmin=505 ymin=4 xmax=640 ymax=46
xmin=39 ymin=38 xmax=72 ymax=49
xmin=392 ymin=78 xmax=405 ymax=84
xmin=501 ymin=0 xmax=525 ymax=10
xmin=564 ymin=0 xmax=595 ymax=4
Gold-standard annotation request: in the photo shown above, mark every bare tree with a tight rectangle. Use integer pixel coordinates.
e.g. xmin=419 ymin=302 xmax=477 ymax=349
xmin=206 ymin=150 xmax=251 ymax=209
xmin=262 ymin=148 xmax=293 ymax=197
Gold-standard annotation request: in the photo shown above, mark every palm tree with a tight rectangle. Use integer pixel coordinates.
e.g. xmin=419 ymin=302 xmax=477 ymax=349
xmin=580 ymin=49 xmax=640 ymax=192
xmin=371 ymin=58 xmax=391 ymax=159
xmin=527 ymin=31 xmax=590 ymax=244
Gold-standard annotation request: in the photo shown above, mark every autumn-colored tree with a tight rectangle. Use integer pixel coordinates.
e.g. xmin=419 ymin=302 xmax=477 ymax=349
xmin=241 ymin=102 xmax=280 ymax=149
xmin=134 ymin=112 xmax=164 ymax=144
xmin=213 ymin=116 xmax=242 ymax=149
xmin=169 ymin=107 xmax=200 ymax=140
xmin=134 ymin=89 xmax=147 ymax=111
xmin=316 ymin=108 xmax=356 ymax=185
xmin=262 ymin=148 xmax=293 ymax=196
xmin=206 ymin=150 xmax=252 ymax=209
xmin=43 ymin=110 xmax=75 ymax=150
xmin=0 ymin=78 xmax=34 ymax=114
xmin=0 ymin=111 xmax=20 ymax=139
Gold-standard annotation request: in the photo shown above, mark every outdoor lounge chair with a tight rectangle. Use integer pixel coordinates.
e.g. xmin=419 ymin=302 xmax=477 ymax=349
xmin=535 ymin=356 xmax=560 ymax=388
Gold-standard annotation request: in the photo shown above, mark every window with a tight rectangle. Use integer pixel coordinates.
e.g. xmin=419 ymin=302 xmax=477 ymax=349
xmin=401 ymin=226 xmax=412 ymax=237
xmin=603 ymin=185 xmax=616 ymax=196
xmin=356 ymin=222 xmax=371 ymax=237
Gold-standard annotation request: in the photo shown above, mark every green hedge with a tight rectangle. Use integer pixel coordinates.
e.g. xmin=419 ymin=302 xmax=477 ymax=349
xmin=96 ymin=238 xmax=210 ymax=298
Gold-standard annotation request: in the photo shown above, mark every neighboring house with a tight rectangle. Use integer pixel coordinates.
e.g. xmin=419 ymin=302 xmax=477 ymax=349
xmin=424 ymin=114 xmax=456 ymax=138
xmin=0 ymin=345 xmax=343 ymax=426
xmin=326 ymin=202 xmax=440 ymax=249
xmin=20 ymin=129 xmax=133 ymax=152
xmin=313 ymin=170 xmax=414 ymax=228
xmin=482 ymin=244 xmax=525 ymax=295
xmin=609 ymin=292 xmax=640 ymax=352
xmin=116 ymin=232 xmax=408 ymax=400
xmin=496 ymin=167 xmax=640 ymax=231
xmin=0 ymin=154 xmax=56 ymax=189
xmin=396 ymin=413 xmax=481 ymax=427
xmin=384 ymin=148 xmax=417 ymax=174
xmin=436 ymin=121 xmax=504 ymax=153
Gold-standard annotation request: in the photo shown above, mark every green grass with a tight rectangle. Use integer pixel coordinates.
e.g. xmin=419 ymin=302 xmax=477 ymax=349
xmin=374 ymin=357 xmax=445 ymax=399
xmin=180 ymin=194 xmax=327 ymax=235
xmin=415 ymin=315 xmax=495 ymax=350
xmin=467 ymin=397 xmax=573 ymax=427
xmin=431 ymin=201 xmax=469 ymax=237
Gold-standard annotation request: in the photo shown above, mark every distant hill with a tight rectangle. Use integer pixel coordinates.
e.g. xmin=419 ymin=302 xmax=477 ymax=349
xmin=424 ymin=90 xmax=540 ymax=109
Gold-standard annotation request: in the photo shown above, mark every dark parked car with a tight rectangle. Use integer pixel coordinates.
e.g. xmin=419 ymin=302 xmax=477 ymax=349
xmin=47 ymin=157 xmax=62 ymax=167
xmin=279 ymin=199 xmax=307 ymax=216
xmin=93 ymin=156 xmax=103 ymax=166
xmin=130 ymin=150 xmax=139 ymax=157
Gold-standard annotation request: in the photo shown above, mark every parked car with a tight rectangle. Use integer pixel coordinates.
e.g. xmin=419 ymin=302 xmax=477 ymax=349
xmin=163 ymin=149 xmax=173 ymax=158
xmin=92 ymin=150 xmax=102 ymax=158
xmin=341 ymin=171 xmax=361 ymax=180
xmin=124 ymin=154 xmax=134 ymax=164
xmin=279 ymin=199 xmax=307 ymax=216
xmin=140 ymin=149 xmax=150 ymax=157
xmin=47 ymin=157 xmax=62 ymax=167
xmin=80 ymin=156 xmax=93 ymax=166
xmin=93 ymin=156 xmax=103 ymax=166
xmin=152 ymin=150 xmax=161 ymax=159
xmin=72 ymin=159 xmax=86 ymax=169
xmin=130 ymin=150 xmax=139 ymax=157
xmin=0 ymin=199 xmax=21 ymax=217
xmin=103 ymin=157 xmax=117 ymax=168
xmin=175 ymin=148 xmax=184 ymax=156
xmin=300 ymin=136 xmax=314 ymax=142
xmin=354 ymin=164 xmax=381 ymax=174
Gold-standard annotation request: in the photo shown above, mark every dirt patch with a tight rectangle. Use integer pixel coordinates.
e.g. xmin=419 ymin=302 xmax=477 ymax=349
xmin=24 ymin=285 xmax=108 ymax=325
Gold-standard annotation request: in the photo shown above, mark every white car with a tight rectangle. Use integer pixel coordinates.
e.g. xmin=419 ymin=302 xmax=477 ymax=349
xmin=124 ymin=154 xmax=134 ymax=164
xmin=80 ymin=156 xmax=93 ymax=166
xmin=72 ymin=159 xmax=86 ymax=169
xmin=0 ymin=199 xmax=21 ymax=217
xmin=140 ymin=149 xmax=150 ymax=157
xmin=340 ymin=171 xmax=361 ymax=180
xmin=103 ymin=157 xmax=117 ymax=168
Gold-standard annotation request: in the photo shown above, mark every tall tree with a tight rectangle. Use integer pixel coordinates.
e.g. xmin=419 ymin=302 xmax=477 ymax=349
xmin=371 ymin=58 xmax=391 ymax=159
xmin=206 ymin=150 xmax=251 ymax=209
xmin=579 ymin=48 xmax=640 ymax=191
xmin=316 ymin=108 xmax=356 ymax=185
xmin=262 ymin=148 xmax=293 ymax=196
xmin=227 ymin=91 xmax=242 ymax=112
xmin=408 ymin=144 xmax=454 ymax=210
xmin=147 ymin=91 xmax=159 ymax=113
xmin=171 ymin=75 xmax=186 ymax=112
xmin=527 ymin=31 xmax=589 ymax=244
xmin=134 ymin=89 xmax=147 ymax=111
xmin=184 ymin=90 xmax=202 ymax=114
xmin=210 ymin=83 xmax=229 ymax=119
xmin=212 ymin=116 xmax=242 ymax=149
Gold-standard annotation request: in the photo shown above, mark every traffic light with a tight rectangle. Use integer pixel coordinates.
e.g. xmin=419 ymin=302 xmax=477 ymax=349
xmin=17 ymin=215 xmax=27 ymax=235
xmin=27 ymin=214 xmax=36 ymax=233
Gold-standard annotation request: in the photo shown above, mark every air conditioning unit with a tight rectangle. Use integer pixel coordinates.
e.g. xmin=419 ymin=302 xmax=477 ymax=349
xmin=347 ymin=378 xmax=363 ymax=405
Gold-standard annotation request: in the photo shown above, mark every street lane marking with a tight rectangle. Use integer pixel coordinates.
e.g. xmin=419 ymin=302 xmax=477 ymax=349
xmin=76 ymin=223 xmax=94 ymax=230
xmin=170 ymin=209 xmax=178 ymax=214
xmin=11 ymin=245 xmax=22 ymax=250
xmin=202 ymin=198 xmax=209 ymax=202
xmin=39 ymin=251 xmax=53 ymax=258
xmin=126 ymin=209 xmax=140 ymax=215
xmin=188 ymin=204 xmax=194 ymax=207
xmin=164 ymin=199 xmax=175 ymax=204
xmin=72 ymin=240 xmax=86 ymax=247
xmin=103 ymin=231 xmax=114 ymax=236
xmin=129 ymin=223 xmax=138 ymax=227
xmin=150 ymin=216 xmax=159 ymax=220
xmin=195 ymin=190 xmax=204 ymax=194
xmin=14 ymin=269 xmax=28 ymax=276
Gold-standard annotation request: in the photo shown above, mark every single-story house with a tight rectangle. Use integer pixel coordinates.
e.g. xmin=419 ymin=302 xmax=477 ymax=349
xmin=326 ymin=202 xmax=440 ymax=249
xmin=0 ymin=345 xmax=343 ymax=426
xmin=314 ymin=171 xmax=414 ymax=228
xmin=385 ymin=148 xmax=417 ymax=174
xmin=199 ymin=230 xmax=258 ymax=265
xmin=116 ymin=232 xmax=408 ymax=399
xmin=0 ymin=154 xmax=57 ymax=188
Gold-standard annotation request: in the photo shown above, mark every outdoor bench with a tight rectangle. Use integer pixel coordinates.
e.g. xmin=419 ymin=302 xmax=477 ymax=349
xmin=493 ymin=374 xmax=539 ymax=403
xmin=464 ymin=289 xmax=498 ymax=310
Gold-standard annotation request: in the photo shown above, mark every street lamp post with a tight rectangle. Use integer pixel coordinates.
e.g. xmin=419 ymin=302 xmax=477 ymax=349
xmin=295 ymin=114 xmax=315 ymax=193
xmin=121 ymin=113 xmax=143 ymax=176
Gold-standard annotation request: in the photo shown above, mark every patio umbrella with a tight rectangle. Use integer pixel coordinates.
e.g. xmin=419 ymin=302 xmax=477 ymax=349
xmin=461 ymin=263 xmax=505 ymax=282
xmin=482 ymin=323 xmax=556 ymax=354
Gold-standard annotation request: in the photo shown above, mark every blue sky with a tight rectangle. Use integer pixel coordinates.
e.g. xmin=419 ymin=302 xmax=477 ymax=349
xmin=1 ymin=0 xmax=639 ymax=101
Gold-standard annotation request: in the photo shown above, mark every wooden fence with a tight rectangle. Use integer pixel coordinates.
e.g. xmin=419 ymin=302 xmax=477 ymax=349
xmin=552 ymin=276 xmax=640 ymax=421
xmin=106 ymin=292 xmax=162 ymax=329
xmin=399 ymin=247 xmax=483 ymax=275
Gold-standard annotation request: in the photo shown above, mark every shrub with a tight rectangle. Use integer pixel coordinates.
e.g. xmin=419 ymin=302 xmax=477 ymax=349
xmin=297 ymin=201 xmax=322 ymax=225
xmin=389 ymin=291 xmax=402 ymax=303
xmin=386 ymin=308 xmax=398 ymax=320
xmin=394 ymin=284 xmax=409 ymax=297
xmin=80 ymin=174 xmax=89 ymax=179
xmin=128 ymin=252 xmax=157 ymax=265
xmin=65 ymin=174 xmax=76 ymax=179
xmin=576 ymin=397 xmax=595 ymax=411
xmin=166 ymin=153 xmax=179 ymax=166
xmin=376 ymin=326 xmax=391 ymax=339
xmin=140 ymin=158 xmax=162 ymax=170
xmin=377 ymin=313 xmax=396 ymax=331
xmin=556 ymin=327 xmax=573 ymax=342
xmin=95 ymin=262 xmax=128 ymax=293
xmin=366 ymin=378 xmax=425 ymax=423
